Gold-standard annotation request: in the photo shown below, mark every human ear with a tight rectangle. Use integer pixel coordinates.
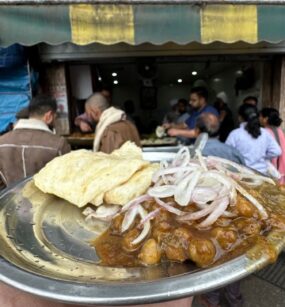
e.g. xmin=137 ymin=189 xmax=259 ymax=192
xmin=44 ymin=110 xmax=54 ymax=125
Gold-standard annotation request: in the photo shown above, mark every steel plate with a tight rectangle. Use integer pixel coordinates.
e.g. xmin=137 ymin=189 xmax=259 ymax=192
xmin=0 ymin=178 xmax=285 ymax=305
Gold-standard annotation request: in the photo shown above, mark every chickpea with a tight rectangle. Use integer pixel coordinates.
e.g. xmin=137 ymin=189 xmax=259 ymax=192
xmin=173 ymin=227 xmax=192 ymax=247
xmin=236 ymin=195 xmax=257 ymax=218
xmin=153 ymin=209 xmax=172 ymax=225
xmin=188 ymin=238 xmax=216 ymax=267
xmin=234 ymin=218 xmax=261 ymax=236
xmin=164 ymin=244 xmax=188 ymax=262
xmin=138 ymin=239 xmax=161 ymax=265
xmin=211 ymin=227 xmax=238 ymax=250
xmin=152 ymin=223 xmax=172 ymax=243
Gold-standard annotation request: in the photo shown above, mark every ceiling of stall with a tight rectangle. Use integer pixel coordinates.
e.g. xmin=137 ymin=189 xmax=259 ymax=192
xmin=95 ymin=57 xmax=266 ymax=87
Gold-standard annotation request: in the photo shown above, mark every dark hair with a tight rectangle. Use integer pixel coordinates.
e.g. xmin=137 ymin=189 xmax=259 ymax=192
xmin=243 ymin=96 xmax=258 ymax=105
xmin=16 ymin=107 xmax=29 ymax=120
xmin=28 ymin=95 xmax=57 ymax=116
xmin=260 ymin=108 xmax=282 ymax=127
xmin=238 ymin=104 xmax=260 ymax=138
xmin=177 ymin=98 xmax=188 ymax=106
xmin=195 ymin=113 xmax=220 ymax=137
xmin=190 ymin=87 xmax=208 ymax=101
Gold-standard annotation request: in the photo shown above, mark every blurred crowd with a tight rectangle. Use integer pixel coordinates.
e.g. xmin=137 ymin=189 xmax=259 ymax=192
xmin=162 ymin=86 xmax=285 ymax=184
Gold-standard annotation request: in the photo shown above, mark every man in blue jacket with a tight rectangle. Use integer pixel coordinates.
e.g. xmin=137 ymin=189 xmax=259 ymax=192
xmin=166 ymin=87 xmax=218 ymax=143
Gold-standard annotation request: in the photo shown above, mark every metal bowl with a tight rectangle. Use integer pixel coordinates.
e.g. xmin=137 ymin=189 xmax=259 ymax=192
xmin=0 ymin=178 xmax=284 ymax=305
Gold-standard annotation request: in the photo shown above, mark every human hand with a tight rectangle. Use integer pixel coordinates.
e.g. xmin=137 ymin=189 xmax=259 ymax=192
xmin=79 ymin=121 xmax=92 ymax=133
xmin=167 ymin=128 xmax=179 ymax=137
xmin=162 ymin=123 xmax=172 ymax=130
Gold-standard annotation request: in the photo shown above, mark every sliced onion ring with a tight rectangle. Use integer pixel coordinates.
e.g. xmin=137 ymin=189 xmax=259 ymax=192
xmin=148 ymin=185 xmax=175 ymax=198
xmin=121 ymin=194 xmax=152 ymax=213
xmin=121 ymin=205 xmax=139 ymax=232
xmin=198 ymin=196 xmax=229 ymax=228
xmin=132 ymin=206 xmax=151 ymax=245
xmin=155 ymin=198 xmax=184 ymax=216
xmin=178 ymin=201 xmax=218 ymax=221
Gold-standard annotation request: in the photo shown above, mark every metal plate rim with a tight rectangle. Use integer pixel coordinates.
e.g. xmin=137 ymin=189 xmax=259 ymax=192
xmin=0 ymin=177 xmax=283 ymax=305
xmin=0 ymin=253 xmax=255 ymax=305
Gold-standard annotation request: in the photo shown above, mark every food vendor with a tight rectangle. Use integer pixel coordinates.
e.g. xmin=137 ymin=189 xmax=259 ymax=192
xmin=84 ymin=93 xmax=140 ymax=153
xmin=165 ymin=87 xmax=218 ymax=143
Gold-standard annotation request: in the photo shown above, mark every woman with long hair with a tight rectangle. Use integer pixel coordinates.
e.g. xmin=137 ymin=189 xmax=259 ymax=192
xmin=260 ymin=107 xmax=285 ymax=183
xmin=226 ymin=104 xmax=281 ymax=174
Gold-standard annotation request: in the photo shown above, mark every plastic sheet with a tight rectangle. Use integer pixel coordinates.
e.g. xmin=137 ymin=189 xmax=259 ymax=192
xmin=0 ymin=63 xmax=31 ymax=133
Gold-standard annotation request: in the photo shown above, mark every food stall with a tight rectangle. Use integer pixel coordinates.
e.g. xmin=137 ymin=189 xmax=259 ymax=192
xmin=2 ymin=1 xmax=285 ymax=305
xmin=1 ymin=0 xmax=285 ymax=143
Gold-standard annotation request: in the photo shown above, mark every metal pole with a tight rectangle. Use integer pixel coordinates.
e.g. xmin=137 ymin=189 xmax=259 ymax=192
xmin=1 ymin=0 xmax=285 ymax=4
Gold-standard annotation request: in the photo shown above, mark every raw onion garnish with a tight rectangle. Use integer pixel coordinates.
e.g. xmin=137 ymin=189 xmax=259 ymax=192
xmin=118 ymin=147 xmax=272 ymax=237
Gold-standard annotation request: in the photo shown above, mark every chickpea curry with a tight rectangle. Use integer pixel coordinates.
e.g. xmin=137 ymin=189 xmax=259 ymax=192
xmin=93 ymin=184 xmax=285 ymax=268
xmin=85 ymin=148 xmax=285 ymax=268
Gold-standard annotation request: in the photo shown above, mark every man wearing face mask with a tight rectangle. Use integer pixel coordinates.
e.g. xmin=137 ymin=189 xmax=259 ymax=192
xmin=166 ymin=87 xmax=218 ymax=143
xmin=0 ymin=95 xmax=71 ymax=189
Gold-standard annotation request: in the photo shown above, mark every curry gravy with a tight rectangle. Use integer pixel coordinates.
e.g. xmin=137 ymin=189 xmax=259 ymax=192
xmin=93 ymin=183 xmax=285 ymax=268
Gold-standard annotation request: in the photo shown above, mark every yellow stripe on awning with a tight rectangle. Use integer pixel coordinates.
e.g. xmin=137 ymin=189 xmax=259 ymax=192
xmin=70 ymin=4 xmax=135 ymax=45
xmin=201 ymin=5 xmax=258 ymax=44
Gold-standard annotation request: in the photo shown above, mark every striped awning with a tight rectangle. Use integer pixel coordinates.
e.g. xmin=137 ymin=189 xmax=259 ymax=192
xmin=0 ymin=4 xmax=285 ymax=47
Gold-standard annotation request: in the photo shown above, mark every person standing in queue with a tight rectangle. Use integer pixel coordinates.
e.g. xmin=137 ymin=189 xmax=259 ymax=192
xmin=226 ymin=104 xmax=281 ymax=175
xmin=0 ymin=95 xmax=71 ymax=189
xmin=259 ymin=107 xmax=285 ymax=183
xmin=165 ymin=87 xmax=218 ymax=143
xmin=84 ymin=93 xmax=140 ymax=153
xmin=243 ymin=96 xmax=258 ymax=107
xmin=195 ymin=112 xmax=245 ymax=165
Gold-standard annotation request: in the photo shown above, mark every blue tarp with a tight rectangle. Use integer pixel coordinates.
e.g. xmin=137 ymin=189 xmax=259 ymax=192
xmin=0 ymin=64 xmax=31 ymax=133
xmin=0 ymin=44 xmax=27 ymax=68
xmin=0 ymin=44 xmax=30 ymax=133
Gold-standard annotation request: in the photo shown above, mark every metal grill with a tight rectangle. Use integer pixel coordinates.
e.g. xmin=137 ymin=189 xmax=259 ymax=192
xmin=255 ymin=252 xmax=285 ymax=290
